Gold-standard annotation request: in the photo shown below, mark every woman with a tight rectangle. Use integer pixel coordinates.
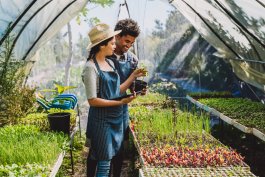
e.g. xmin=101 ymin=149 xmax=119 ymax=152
xmin=82 ymin=23 xmax=145 ymax=177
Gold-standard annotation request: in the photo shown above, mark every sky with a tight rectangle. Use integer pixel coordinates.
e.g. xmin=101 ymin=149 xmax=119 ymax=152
xmin=68 ymin=0 xmax=175 ymax=43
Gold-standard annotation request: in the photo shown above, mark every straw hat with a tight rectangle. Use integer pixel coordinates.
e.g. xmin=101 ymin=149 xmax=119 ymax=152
xmin=87 ymin=23 xmax=121 ymax=49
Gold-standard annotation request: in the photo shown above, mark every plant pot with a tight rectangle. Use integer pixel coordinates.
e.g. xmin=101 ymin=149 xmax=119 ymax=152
xmin=48 ymin=112 xmax=71 ymax=135
xmin=134 ymin=80 xmax=147 ymax=92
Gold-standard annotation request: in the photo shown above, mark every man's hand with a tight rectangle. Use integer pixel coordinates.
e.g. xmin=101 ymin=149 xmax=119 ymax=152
xmin=133 ymin=68 xmax=148 ymax=78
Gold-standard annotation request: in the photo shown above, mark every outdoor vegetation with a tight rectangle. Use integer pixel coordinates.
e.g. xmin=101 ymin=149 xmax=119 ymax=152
xmin=1 ymin=0 xmax=264 ymax=176
xmin=0 ymin=34 xmax=78 ymax=176
xmin=0 ymin=35 xmax=36 ymax=126
xmin=199 ymin=98 xmax=265 ymax=133
xmin=188 ymin=91 xmax=233 ymax=99
xmin=128 ymin=92 xmax=248 ymax=171
xmin=0 ymin=125 xmax=67 ymax=176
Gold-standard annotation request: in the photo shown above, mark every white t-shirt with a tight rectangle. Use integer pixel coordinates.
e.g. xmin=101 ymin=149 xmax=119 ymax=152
xmin=82 ymin=59 xmax=115 ymax=99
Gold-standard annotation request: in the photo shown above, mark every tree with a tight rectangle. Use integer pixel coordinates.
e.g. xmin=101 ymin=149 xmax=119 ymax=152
xmin=152 ymin=20 xmax=164 ymax=38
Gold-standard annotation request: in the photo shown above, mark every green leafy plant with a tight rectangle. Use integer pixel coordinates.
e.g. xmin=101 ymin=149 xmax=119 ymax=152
xmin=188 ymin=91 xmax=232 ymax=99
xmin=38 ymin=83 xmax=77 ymax=98
xmin=130 ymin=92 xmax=167 ymax=107
xmin=0 ymin=125 xmax=67 ymax=165
xmin=149 ymin=81 xmax=187 ymax=97
xmin=129 ymin=92 xmax=245 ymax=168
xmin=0 ymin=32 xmax=36 ymax=126
xmin=19 ymin=113 xmax=49 ymax=131
xmin=0 ymin=163 xmax=50 ymax=177
xmin=199 ymin=98 xmax=265 ymax=133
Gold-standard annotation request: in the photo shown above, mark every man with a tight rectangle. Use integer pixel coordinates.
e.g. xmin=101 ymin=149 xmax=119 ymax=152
xmin=109 ymin=18 xmax=141 ymax=177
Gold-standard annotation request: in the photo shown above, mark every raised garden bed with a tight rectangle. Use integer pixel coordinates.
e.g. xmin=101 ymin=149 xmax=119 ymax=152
xmin=129 ymin=93 xmax=255 ymax=176
xmin=0 ymin=125 xmax=67 ymax=176
xmin=19 ymin=108 xmax=77 ymax=132
xmin=186 ymin=96 xmax=265 ymax=141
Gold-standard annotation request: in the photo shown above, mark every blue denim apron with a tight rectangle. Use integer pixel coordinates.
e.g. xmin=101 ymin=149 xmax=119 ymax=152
xmin=86 ymin=58 xmax=123 ymax=160
xmin=110 ymin=53 xmax=138 ymax=133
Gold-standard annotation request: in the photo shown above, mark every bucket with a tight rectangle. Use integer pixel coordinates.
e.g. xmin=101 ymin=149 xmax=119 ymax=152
xmin=47 ymin=112 xmax=71 ymax=135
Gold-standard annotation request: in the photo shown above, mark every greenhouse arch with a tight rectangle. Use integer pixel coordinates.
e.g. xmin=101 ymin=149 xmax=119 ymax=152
xmin=1 ymin=0 xmax=265 ymax=176
xmin=1 ymin=0 xmax=264 ymax=92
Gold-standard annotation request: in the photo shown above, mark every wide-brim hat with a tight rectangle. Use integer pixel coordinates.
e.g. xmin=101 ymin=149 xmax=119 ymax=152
xmin=87 ymin=23 xmax=121 ymax=49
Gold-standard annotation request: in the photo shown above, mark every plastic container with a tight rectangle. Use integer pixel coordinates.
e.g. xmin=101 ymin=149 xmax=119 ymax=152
xmin=48 ymin=112 xmax=71 ymax=134
xmin=134 ymin=80 xmax=147 ymax=92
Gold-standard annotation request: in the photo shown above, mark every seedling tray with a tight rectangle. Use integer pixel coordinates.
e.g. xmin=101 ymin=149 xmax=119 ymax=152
xmin=139 ymin=167 xmax=256 ymax=177
xmin=130 ymin=127 xmax=255 ymax=177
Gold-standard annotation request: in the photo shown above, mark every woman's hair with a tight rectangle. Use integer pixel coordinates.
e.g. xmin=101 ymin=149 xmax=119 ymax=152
xmin=87 ymin=37 xmax=114 ymax=60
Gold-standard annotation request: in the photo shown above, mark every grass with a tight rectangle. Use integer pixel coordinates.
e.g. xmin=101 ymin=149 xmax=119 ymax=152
xmin=129 ymin=106 xmax=211 ymax=147
xmin=0 ymin=125 xmax=67 ymax=165
xmin=130 ymin=92 xmax=167 ymax=107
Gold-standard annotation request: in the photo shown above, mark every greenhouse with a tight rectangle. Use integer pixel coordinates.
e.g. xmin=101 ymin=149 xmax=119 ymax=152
xmin=0 ymin=0 xmax=264 ymax=176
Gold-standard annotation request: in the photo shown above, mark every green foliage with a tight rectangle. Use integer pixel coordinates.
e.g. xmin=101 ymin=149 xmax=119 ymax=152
xmin=149 ymin=81 xmax=187 ymax=97
xmin=130 ymin=107 xmax=211 ymax=143
xmin=0 ymin=125 xmax=67 ymax=165
xmin=130 ymin=92 xmax=167 ymax=107
xmin=39 ymin=83 xmax=77 ymax=97
xmin=199 ymin=98 xmax=265 ymax=132
xmin=190 ymin=53 xmax=234 ymax=91
xmin=0 ymin=163 xmax=50 ymax=177
xmin=164 ymin=10 xmax=189 ymax=36
xmin=89 ymin=17 xmax=101 ymax=26
xmin=29 ymin=29 xmax=87 ymax=107
xmin=19 ymin=113 xmax=49 ymax=131
xmin=90 ymin=0 xmax=114 ymax=7
xmin=150 ymin=8 xmax=234 ymax=92
xmin=76 ymin=0 xmax=114 ymax=25
xmin=0 ymin=34 xmax=36 ymax=126
xmin=129 ymin=93 xmax=246 ymax=168
xmin=188 ymin=91 xmax=232 ymax=99
xmin=152 ymin=20 xmax=165 ymax=38
xmin=129 ymin=93 xmax=212 ymax=147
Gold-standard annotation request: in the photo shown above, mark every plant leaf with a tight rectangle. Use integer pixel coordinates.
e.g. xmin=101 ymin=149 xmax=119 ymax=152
xmin=39 ymin=89 xmax=57 ymax=92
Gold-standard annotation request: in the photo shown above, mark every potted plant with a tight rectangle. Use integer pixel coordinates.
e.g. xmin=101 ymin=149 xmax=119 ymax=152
xmin=36 ymin=83 xmax=77 ymax=135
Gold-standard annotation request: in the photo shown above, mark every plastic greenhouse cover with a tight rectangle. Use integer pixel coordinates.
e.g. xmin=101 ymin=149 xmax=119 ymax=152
xmin=171 ymin=0 xmax=265 ymax=92
xmin=0 ymin=0 xmax=88 ymax=61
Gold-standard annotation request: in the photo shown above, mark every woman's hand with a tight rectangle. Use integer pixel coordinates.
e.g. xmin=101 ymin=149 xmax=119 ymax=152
xmin=121 ymin=92 xmax=136 ymax=104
